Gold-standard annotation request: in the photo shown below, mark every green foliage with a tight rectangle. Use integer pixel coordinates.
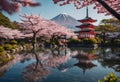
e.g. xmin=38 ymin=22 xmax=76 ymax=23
xmin=19 ymin=42 xmax=26 ymax=46
xmin=95 ymin=18 xmax=120 ymax=46
xmin=96 ymin=19 xmax=119 ymax=37
xmin=96 ymin=24 xmax=118 ymax=32
xmin=0 ymin=53 xmax=14 ymax=66
xmin=0 ymin=12 xmax=19 ymax=29
xmin=95 ymin=37 xmax=102 ymax=44
xmin=0 ymin=46 xmax=5 ymax=52
xmin=82 ymin=38 xmax=98 ymax=44
xmin=12 ymin=45 xmax=18 ymax=49
xmin=25 ymin=44 xmax=32 ymax=49
xmin=0 ymin=46 xmax=14 ymax=65
xmin=98 ymin=73 xmax=120 ymax=82
xmin=68 ymin=38 xmax=81 ymax=44
xmin=4 ymin=44 xmax=13 ymax=50
xmin=0 ymin=12 xmax=14 ymax=28
xmin=0 ymin=51 xmax=6 ymax=56
xmin=11 ymin=21 xmax=20 ymax=29
xmin=51 ymin=36 xmax=59 ymax=44
xmin=114 ymin=39 xmax=120 ymax=45
xmin=0 ymin=49 xmax=7 ymax=65
xmin=10 ymin=40 xmax=17 ymax=45
xmin=100 ymin=18 xmax=120 ymax=30
xmin=101 ymin=19 xmax=120 ymax=25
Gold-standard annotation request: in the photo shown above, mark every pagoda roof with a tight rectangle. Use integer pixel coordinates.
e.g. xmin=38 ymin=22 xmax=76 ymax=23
xmin=76 ymin=23 xmax=96 ymax=28
xmin=78 ymin=17 xmax=97 ymax=23
xmin=74 ymin=61 xmax=96 ymax=69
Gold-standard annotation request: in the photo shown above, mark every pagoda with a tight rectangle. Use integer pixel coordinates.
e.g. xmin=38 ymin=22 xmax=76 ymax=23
xmin=75 ymin=7 xmax=97 ymax=39
xmin=74 ymin=51 xmax=98 ymax=74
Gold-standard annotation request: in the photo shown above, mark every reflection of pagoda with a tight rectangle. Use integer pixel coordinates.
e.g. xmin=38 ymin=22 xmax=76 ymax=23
xmin=75 ymin=7 xmax=97 ymax=39
xmin=74 ymin=51 xmax=98 ymax=74
xmin=74 ymin=60 xmax=96 ymax=74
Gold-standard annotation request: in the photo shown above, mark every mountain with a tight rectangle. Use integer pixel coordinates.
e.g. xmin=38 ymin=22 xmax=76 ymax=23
xmin=51 ymin=13 xmax=81 ymax=31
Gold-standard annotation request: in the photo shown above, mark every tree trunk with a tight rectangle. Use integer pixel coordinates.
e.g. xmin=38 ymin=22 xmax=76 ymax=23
xmin=32 ymin=33 xmax=37 ymax=51
xmin=96 ymin=0 xmax=120 ymax=20
xmin=34 ymin=52 xmax=44 ymax=71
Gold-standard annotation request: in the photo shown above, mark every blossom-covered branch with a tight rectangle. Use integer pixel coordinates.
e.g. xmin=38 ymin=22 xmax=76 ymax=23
xmin=0 ymin=0 xmax=40 ymax=14
xmin=53 ymin=0 xmax=120 ymax=20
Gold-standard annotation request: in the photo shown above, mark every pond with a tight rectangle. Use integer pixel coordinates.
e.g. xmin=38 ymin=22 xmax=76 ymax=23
xmin=0 ymin=47 xmax=120 ymax=82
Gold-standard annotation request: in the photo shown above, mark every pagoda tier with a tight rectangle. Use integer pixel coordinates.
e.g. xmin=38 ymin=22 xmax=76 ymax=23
xmin=78 ymin=33 xmax=95 ymax=38
xmin=75 ymin=7 xmax=97 ymax=39
xmin=78 ymin=17 xmax=97 ymax=23
xmin=76 ymin=23 xmax=96 ymax=29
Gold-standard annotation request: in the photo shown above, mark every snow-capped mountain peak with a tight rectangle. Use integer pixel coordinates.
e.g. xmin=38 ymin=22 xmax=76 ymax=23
xmin=51 ymin=14 xmax=81 ymax=31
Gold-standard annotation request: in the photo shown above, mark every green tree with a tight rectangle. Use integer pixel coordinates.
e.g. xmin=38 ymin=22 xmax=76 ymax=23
xmin=0 ymin=12 xmax=14 ymax=28
xmin=96 ymin=18 xmax=119 ymax=44
xmin=100 ymin=18 xmax=120 ymax=31
xmin=101 ymin=18 xmax=120 ymax=25
xmin=11 ymin=21 xmax=20 ymax=29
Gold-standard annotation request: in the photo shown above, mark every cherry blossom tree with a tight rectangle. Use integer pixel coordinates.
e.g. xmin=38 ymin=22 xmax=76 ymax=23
xmin=53 ymin=0 xmax=120 ymax=20
xmin=40 ymin=20 xmax=76 ymax=48
xmin=20 ymin=14 xmax=52 ymax=50
xmin=20 ymin=14 xmax=75 ymax=50
xmin=0 ymin=0 xmax=40 ymax=14
xmin=0 ymin=25 xmax=29 ymax=46
xmin=22 ymin=48 xmax=72 ymax=82
xmin=0 ymin=25 xmax=26 ymax=39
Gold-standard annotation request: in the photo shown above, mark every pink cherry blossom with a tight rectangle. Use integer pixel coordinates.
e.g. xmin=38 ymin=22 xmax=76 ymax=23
xmin=0 ymin=25 xmax=28 ymax=39
xmin=0 ymin=0 xmax=40 ymax=14
xmin=20 ymin=14 xmax=75 ymax=38
xmin=53 ymin=0 xmax=120 ymax=20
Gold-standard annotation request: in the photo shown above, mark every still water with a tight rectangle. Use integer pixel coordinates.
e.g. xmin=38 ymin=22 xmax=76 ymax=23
xmin=0 ymin=47 xmax=120 ymax=82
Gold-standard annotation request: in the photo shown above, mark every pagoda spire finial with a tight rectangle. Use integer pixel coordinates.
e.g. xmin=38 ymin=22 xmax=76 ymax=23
xmin=86 ymin=6 xmax=89 ymax=18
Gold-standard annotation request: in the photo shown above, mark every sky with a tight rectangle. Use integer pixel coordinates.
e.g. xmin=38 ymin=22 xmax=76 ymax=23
xmin=3 ymin=0 xmax=112 ymax=25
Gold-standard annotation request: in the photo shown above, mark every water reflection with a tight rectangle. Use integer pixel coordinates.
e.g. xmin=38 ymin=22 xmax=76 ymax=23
xmin=74 ymin=49 xmax=99 ymax=74
xmin=23 ymin=48 xmax=71 ymax=82
xmin=98 ymin=48 xmax=120 ymax=72
xmin=0 ymin=47 xmax=120 ymax=82
xmin=23 ymin=61 xmax=50 ymax=82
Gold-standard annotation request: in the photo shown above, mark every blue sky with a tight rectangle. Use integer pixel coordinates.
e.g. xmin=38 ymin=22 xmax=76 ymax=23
xmin=4 ymin=0 xmax=112 ymax=25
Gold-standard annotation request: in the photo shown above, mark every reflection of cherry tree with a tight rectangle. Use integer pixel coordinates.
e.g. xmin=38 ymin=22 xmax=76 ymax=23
xmin=0 ymin=47 xmax=77 ymax=81
xmin=23 ymin=62 xmax=50 ymax=82
xmin=0 ymin=52 xmax=35 ymax=77
xmin=22 ymin=48 xmax=73 ymax=82
xmin=43 ymin=52 xmax=71 ymax=68
xmin=0 ymin=0 xmax=40 ymax=14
